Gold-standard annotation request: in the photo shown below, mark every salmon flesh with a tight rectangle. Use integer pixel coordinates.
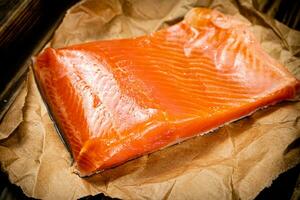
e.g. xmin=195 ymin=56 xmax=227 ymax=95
xmin=33 ymin=8 xmax=299 ymax=176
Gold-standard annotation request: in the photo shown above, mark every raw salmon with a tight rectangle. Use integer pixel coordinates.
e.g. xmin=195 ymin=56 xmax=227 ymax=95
xmin=33 ymin=8 xmax=299 ymax=176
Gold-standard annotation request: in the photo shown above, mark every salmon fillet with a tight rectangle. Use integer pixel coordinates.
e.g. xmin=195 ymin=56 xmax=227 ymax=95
xmin=33 ymin=8 xmax=299 ymax=176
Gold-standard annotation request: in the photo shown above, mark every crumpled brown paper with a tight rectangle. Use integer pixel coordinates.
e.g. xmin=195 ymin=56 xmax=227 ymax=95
xmin=0 ymin=0 xmax=300 ymax=199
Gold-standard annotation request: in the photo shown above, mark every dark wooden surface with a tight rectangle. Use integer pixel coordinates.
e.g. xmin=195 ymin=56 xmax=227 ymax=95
xmin=0 ymin=0 xmax=80 ymax=120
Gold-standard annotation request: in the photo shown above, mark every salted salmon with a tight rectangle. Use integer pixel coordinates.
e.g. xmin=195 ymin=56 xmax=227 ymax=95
xmin=33 ymin=8 xmax=299 ymax=176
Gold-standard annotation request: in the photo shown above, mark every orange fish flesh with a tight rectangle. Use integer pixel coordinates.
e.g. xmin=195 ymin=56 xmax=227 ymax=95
xmin=33 ymin=8 xmax=299 ymax=176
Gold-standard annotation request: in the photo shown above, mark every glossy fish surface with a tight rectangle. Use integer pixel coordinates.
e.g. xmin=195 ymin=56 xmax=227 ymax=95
xmin=34 ymin=8 xmax=299 ymax=176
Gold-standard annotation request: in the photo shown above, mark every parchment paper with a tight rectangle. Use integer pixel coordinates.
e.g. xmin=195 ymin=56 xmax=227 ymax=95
xmin=1 ymin=0 xmax=300 ymax=199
